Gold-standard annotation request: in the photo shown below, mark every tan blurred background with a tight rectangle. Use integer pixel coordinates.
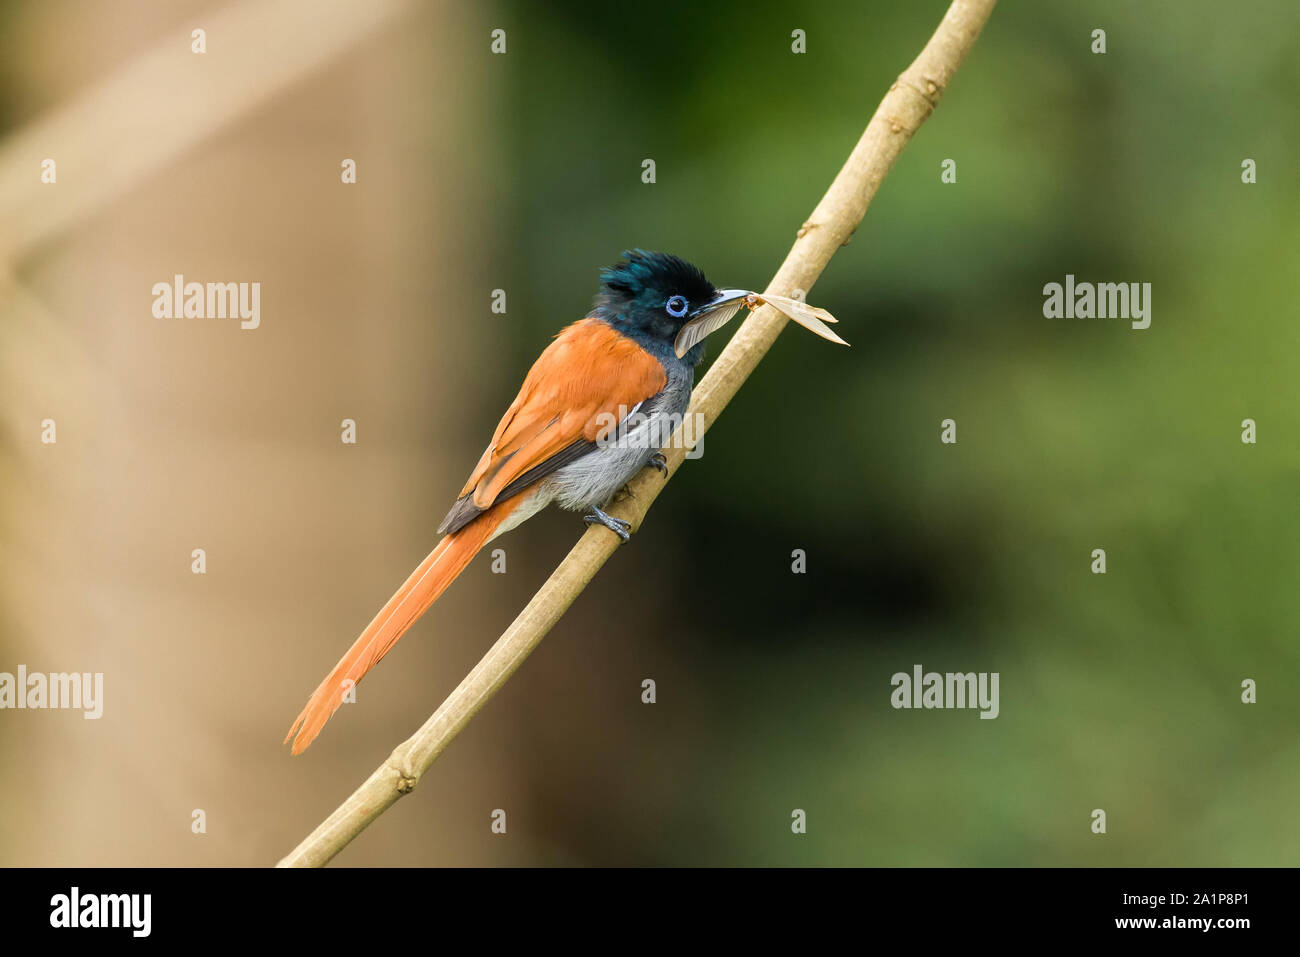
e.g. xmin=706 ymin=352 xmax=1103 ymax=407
xmin=4 ymin=0 xmax=1299 ymax=867
xmin=0 ymin=0 xmax=550 ymax=865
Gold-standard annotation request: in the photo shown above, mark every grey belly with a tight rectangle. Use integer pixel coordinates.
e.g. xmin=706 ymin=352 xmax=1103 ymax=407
xmin=544 ymin=375 xmax=692 ymax=512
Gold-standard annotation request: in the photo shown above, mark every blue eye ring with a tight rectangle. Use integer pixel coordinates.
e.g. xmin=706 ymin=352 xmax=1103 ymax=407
xmin=666 ymin=295 xmax=688 ymax=318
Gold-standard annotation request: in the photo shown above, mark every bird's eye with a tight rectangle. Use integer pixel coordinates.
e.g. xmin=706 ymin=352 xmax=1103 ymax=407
xmin=665 ymin=295 xmax=688 ymax=318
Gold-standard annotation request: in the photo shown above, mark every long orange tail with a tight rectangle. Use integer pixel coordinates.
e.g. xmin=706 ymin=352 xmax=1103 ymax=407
xmin=284 ymin=496 xmax=520 ymax=754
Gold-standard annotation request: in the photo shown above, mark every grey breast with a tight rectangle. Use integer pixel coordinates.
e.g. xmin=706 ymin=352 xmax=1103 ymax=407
xmin=546 ymin=364 xmax=694 ymax=511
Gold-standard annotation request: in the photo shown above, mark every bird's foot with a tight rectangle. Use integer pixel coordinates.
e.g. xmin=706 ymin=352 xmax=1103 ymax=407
xmin=648 ymin=452 xmax=668 ymax=475
xmin=584 ymin=506 xmax=631 ymax=543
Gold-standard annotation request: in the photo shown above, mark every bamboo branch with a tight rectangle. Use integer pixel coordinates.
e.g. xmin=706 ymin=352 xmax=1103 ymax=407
xmin=277 ymin=0 xmax=998 ymax=868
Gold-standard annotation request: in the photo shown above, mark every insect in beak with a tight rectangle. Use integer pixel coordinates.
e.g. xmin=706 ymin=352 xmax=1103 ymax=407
xmin=672 ymin=288 xmax=849 ymax=358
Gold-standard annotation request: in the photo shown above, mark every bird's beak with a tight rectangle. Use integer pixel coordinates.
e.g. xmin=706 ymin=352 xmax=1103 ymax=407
xmin=673 ymin=289 xmax=752 ymax=358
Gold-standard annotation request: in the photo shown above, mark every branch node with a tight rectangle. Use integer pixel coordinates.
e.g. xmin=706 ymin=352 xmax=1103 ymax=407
xmin=387 ymin=749 xmax=420 ymax=793
xmin=896 ymin=72 xmax=946 ymax=111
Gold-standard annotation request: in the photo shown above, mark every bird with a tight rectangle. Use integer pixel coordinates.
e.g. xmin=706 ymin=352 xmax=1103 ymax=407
xmin=284 ymin=250 xmax=755 ymax=754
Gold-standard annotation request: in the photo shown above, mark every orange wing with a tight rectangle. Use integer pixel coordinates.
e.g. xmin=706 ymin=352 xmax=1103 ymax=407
xmin=439 ymin=319 xmax=666 ymax=532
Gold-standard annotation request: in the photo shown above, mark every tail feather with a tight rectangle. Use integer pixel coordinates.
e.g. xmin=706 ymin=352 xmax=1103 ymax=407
xmin=284 ymin=496 xmax=519 ymax=754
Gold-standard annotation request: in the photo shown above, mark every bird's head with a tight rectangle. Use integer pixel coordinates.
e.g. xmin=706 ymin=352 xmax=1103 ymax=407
xmin=593 ymin=250 xmax=750 ymax=365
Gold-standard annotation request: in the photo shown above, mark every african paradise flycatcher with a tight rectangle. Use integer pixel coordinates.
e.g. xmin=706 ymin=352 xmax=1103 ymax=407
xmin=285 ymin=250 xmax=843 ymax=753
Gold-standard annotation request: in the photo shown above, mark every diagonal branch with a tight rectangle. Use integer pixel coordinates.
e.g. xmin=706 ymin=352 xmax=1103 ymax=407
xmin=277 ymin=0 xmax=998 ymax=868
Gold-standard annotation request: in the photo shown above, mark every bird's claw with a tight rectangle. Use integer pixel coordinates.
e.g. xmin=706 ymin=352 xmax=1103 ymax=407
xmin=584 ymin=506 xmax=631 ymax=543
xmin=648 ymin=452 xmax=668 ymax=475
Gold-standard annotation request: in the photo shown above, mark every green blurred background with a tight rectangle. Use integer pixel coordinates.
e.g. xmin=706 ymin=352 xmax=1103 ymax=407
xmin=1 ymin=0 xmax=1297 ymax=865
